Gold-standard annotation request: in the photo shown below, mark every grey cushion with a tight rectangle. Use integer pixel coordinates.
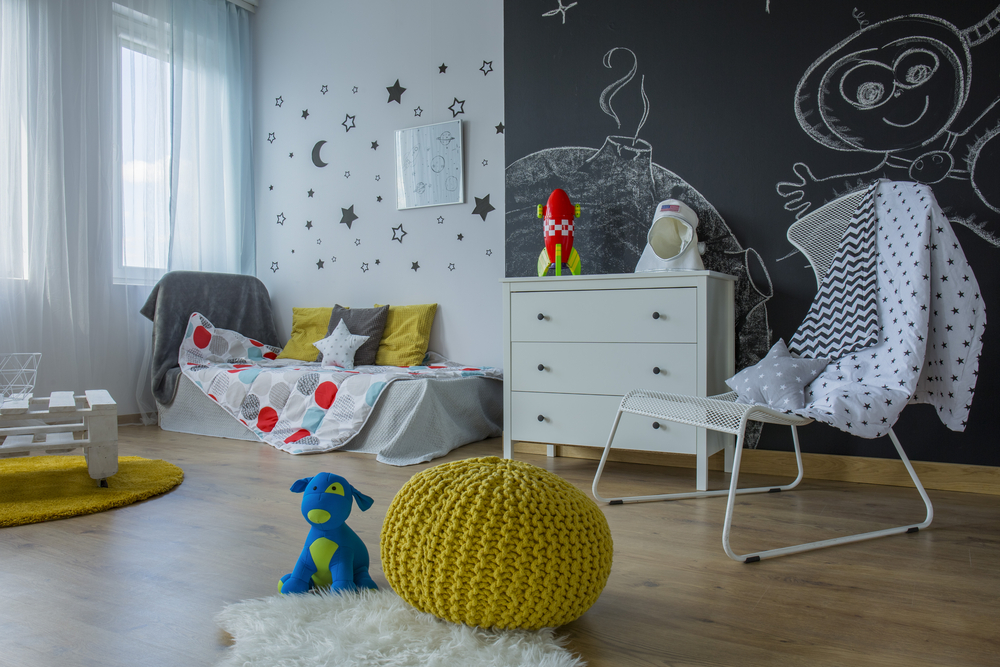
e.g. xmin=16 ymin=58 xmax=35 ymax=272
xmin=725 ymin=339 xmax=830 ymax=411
xmin=326 ymin=304 xmax=389 ymax=366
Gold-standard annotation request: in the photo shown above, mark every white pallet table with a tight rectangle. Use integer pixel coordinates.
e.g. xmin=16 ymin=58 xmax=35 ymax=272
xmin=0 ymin=390 xmax=118 ymax=487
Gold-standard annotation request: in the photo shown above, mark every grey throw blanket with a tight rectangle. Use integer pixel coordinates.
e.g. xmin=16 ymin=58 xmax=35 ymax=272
xmin=140 ymin=270 xmax=281 ymax=405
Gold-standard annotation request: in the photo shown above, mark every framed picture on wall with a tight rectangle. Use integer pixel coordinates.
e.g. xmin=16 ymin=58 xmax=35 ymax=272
xmin=394 ymin=120 xmax=464 ymax=210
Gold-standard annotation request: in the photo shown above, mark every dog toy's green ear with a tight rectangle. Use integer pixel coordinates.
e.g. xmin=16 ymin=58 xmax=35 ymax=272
xmin=352 ymin=488 xmax=374 ymax=511
xmin=290 ymin=477 xmax=313 ymax=493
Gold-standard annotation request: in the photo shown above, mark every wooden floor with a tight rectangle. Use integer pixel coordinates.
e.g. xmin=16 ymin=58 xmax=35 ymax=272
xmin=1 ymin=426 xmax=998 ymax=667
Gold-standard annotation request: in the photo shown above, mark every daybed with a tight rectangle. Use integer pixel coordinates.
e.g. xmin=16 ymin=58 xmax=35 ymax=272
xmin=141 ymin=271 xmax=503 ymax=465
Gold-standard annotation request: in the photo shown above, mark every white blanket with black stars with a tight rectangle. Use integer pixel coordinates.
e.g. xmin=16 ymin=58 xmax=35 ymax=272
xmin=796 ymin=180 xmax=986 ymax=438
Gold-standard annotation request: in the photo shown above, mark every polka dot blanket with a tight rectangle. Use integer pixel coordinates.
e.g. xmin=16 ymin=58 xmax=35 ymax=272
xmin=178 ymin=313 xmax=502 ymax=454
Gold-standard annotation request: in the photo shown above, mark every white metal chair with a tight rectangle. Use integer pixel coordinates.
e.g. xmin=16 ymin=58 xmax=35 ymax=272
xmin=592 ymin=389 xmax=932 ymax=562
xmin=593 ymin=186 xmax=936 ymax=562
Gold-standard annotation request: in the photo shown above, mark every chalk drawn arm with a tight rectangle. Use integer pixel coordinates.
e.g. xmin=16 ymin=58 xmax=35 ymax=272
xmin=776 ymin=157 xmax=889 ymax=218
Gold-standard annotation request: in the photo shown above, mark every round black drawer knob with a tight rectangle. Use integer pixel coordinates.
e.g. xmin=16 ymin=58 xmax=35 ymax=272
xmin=537 ymin=364 xmax=545 ymax=371
xmin=652 ymin=311 xmax=660 ymax=319
xmin=537 ymin=313 xmax=545 ymax=320
xmin=537 ymin=414 xmax=545 ymax=422
xmin=652 ymin=422 xmax=660 ymax=430
xmin=653 ymin=367 xmax=660 ymax=375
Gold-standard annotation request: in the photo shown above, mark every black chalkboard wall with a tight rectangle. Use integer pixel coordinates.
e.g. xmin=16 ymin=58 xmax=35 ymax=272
xmin=504 ymin=1 xmax=1000 ymax=466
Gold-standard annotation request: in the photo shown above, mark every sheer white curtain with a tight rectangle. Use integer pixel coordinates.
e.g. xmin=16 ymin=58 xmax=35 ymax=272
xmin=170 ymin=0 xmax=255 ymax=274
xmin=0 ymin=0 xmax=254 ymax=422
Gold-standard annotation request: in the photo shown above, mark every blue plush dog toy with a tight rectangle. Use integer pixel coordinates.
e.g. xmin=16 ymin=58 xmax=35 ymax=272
xmin=278 ymin=472 xmax=379 ymax=594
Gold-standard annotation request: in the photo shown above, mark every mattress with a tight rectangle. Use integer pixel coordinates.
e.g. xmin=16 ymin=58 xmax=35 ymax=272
xmin=158 ymin=373 xmax=503 ymax=465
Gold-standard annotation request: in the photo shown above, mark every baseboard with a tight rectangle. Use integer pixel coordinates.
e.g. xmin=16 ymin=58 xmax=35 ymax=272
xmin=513 ymin=442 xmax=1000 ymax=496
xmin=117 ymin=413 xmax=144 ymax=425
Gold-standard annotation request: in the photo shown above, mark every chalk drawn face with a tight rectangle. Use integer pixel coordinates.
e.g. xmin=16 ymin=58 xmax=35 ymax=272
xmin=796 ymin=18 xmax=969 ymax=153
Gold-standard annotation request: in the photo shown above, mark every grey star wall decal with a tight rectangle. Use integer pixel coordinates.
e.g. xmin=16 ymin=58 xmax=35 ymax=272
xmin=330 ymin=255 xmax=336 ymax=263
xmin=307 ymin=189 xmax=314 ymax=197
xmin=340 ymin=205 xmax=359 ymax=229
xmin=448 ymin=98 xmax=465 ymax=117
xmin=486 ymin=249 xmax=493 ymax=256
xmin=275 ymin=96 xmax=283 ymax=107
xmin=386 ymin=79 xmax=406 ymax=103
xmin=495 ymin=122 xmax=504 ymax=133
xmin=437 ymin=216 xmax=445 ymax=224
xmin=301 ymin=109 xmax=309 ymax=119
xmin=472 ymin=194 xmax=495 ymax=221
xmin=480 ymin=60 xmax=493 ymax=76
xmin=316 ymin=259 xmax=324 ymax=269
xmin=289 ymin=152 xmax=294 ymax=158
xmin=276 ymin=212 xmax=286 ymax=225
xmin=457 ymin=233 xmax=463 ymax=240
xmin=268 ymin=185 xmax=273 ymax=190
xmin=267 ymin=132 xmax=276 ymax=143
xmin=448 ymin=262 xmax=455 ymax=271
xmin=354 ymin=238 xmax=361 ymax=246
xmin=411 ymin=261 xmax=420 ymax=272
xmin=439 ymin=63 xmax=448 ymax=73
xmin=270 ymin=261 xmax=279 ymax=272
xmin=371 ymin=140 xmax=379 ymax=150
xmin=361 ymin=262 xmax=369 ymax=272
xmin=375 ymin=259 xmax=380 ymax=265
xmin=377 ymin=195 xmax=383 ymax=202
xmin=392 ymin=224 xmax=407 ymax=243
xmin=320 ymin=84 xmax=328 ymax=94
xmin=342 ymin=114 xmax=356 ymax=132
xmin=352 ymin=86 xmax=359 ymax=94
xmin=305 ymin=220 xmax=313 ymax=229
xmin=414 ymin=107 xmax=423 ymax=117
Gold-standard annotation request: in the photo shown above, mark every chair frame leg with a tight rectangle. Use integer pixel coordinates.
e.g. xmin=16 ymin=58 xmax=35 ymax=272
xmin=592 ymin=409 xmax=934 ymax=562
xmin=722 ymin=426 xmax=934 ymax=563
xmin=592 ymin=409 xmax=805 ymax=504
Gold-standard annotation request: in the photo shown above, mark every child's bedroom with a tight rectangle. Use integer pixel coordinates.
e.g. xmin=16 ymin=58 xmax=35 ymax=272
xmin=2 ymin=1 xmax=998 ymax=665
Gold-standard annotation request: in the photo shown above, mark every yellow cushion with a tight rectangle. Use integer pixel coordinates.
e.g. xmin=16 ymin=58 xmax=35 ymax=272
xmin=276 ymin=307 xmax=333 ymax=361
xmin=373 ymin=303 xmax=437 ymax=366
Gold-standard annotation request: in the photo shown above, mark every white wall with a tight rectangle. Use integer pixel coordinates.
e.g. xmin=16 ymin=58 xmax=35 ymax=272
xmin=252 ymin=0 xmax=505 ymax=368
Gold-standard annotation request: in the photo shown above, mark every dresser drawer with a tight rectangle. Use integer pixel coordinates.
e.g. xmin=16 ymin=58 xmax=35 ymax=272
xmin=510 ymin=392 xmax=697 ymax=454
xmin=510 ymin=342 xmax=698 ymax=396
xmin=509 ymin=288 xmax=697 ymax=343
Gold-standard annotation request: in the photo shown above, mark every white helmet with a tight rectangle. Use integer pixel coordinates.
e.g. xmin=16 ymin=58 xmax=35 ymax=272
xmin=635 ymin=199 xmax=705 ymax=272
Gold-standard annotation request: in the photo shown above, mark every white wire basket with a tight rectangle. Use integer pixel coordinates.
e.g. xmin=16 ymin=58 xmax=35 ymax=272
xmin=0 ymin=352 xmax=41 ymax=404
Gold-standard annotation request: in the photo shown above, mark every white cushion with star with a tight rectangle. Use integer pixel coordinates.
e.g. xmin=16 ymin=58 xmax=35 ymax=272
xmin=313 ymin=319 xmax=369 ymax=370
xmin=725 ymin=339 xmax=830 ymax=411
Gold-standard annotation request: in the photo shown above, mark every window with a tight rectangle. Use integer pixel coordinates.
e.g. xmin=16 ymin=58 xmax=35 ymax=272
xmin=114 ymin=5 xmax=171 ymax=284
xmin=0 ymin=117 xmax=29 ymax=281
xmin=0 ymin=10 xmax=29 ymax=282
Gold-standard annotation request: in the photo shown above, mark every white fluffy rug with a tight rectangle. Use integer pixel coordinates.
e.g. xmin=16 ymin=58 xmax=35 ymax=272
xmin=215 ymin=588 xmax=586 ymax=667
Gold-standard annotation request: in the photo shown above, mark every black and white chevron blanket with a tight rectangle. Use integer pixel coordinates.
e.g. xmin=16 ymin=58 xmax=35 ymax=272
xmin=792 ymin=180 xmax=986 ymax=438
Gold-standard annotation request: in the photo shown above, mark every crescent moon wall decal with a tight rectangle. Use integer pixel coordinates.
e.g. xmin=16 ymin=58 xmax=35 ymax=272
xmin=312 ymin=140 xmax=328 ymax=167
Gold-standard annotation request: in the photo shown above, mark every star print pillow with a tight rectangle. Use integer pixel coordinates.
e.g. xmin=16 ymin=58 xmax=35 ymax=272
xmin=313 ymin=320 xmax=369 ymax=370
xmin=725 ymin=339 xmax=831 ymax=412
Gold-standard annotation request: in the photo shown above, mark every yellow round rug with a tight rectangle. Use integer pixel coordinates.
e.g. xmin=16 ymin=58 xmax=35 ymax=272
xmin=0 ymin=456 xmax=184 ymax=527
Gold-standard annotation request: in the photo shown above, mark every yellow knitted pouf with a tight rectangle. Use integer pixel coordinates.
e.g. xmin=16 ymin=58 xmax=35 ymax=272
xmin=380 ymin=456 xmax=613 ymax=630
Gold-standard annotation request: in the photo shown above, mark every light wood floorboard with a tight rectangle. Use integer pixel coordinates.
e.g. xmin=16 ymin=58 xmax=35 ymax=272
xmin=1 ymin=425 xmax=997 ymax=666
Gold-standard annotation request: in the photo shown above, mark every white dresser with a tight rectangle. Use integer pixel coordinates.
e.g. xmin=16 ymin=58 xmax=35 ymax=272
xmin=501 ymin=271 xmax=736 ymax=491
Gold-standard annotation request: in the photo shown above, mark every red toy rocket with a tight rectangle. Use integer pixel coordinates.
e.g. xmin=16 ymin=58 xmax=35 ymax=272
xmin=537 ymin=188 xmax=582 ymax=276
